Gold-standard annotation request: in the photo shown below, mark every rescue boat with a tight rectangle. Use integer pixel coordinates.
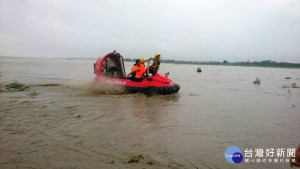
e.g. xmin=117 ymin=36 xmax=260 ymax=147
xmin=93 ymin=51 xmax=180 ymax=95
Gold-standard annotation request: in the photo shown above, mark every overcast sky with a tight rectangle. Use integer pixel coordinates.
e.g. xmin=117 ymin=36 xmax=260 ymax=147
xmin=0 ymin=0 xmax=299 ymax=62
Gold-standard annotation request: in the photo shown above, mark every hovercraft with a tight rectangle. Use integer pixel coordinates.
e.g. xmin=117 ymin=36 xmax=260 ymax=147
xmin=93 ymin=51 xmax=180 ymax=95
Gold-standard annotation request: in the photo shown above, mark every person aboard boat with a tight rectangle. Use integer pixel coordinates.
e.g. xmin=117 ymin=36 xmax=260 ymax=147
xmin=126 ymin=60 xmax=145 ymax=82
xmin=139 ymin=57 xmax=146 ymax=73
xmin=147 ymin=53 xmax=161 ymax=76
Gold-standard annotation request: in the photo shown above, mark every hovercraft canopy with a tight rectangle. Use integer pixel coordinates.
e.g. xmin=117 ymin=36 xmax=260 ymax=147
xmin=94 ymin=51 xmax=126 ymax=78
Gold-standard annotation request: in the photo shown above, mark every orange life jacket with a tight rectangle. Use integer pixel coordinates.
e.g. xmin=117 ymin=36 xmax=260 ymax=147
xmin=131 ymin=64 xmax=145 ymax=78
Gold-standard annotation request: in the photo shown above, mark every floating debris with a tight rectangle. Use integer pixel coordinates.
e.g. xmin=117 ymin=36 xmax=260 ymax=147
xmin=285 ymin=77 xmax=292 ymax=79
xmin=38 ymin=84 xmax=61 ymax=87
xmin=74 ymin=115 xmax=81 ymax=118
xmin=281 ymin=84 xmax=289 ymax=88
xmin=128 ymin=154 xmax=144 ymax=164
xmin=281 ymin=83 xmax=299 ymax=89
xmin=189 ymin=93 xmax=199 ymax=96
xmin=29 ymin=92 xmax=40 ymax=97
xmin=253 ymin=78 xmax=260 ymax=84
xmin=147 ymin=161 xmax=154 ymax=165
xmin=197 ymin=67 xmax=202 ymax=72
xmin=291 ymin=82 xmax=299 ymax=88
xmin=107 ymin=160 xmax=114 ymax=164
xmin=5 ymin=82 xmax=28 ymax=91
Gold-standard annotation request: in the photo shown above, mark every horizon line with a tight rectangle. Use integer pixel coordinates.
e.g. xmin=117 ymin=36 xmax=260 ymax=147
xmin=1 ymin=55 xmax=300 ymax=64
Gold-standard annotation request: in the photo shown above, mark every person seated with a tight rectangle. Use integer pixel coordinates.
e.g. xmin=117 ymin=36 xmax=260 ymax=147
xmin=140 ymin=57 xmax=146 ymax=66
xmin=126 ymin=60 xmax=145 ymax=82
xmin=131 ymin=57 xmax=146 ymax=72
xmin=139 ymin=57 xmax=146 ymax=75
xmin=146 ymin=53 xmax=161 ymax=76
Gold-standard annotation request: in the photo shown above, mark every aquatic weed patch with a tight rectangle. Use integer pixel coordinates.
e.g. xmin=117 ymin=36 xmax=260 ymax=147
xmin=6 ymin=82 xmax=28 ymax=91
xmin=253 ymin=77 xmax=261 ymax=84
xmin=197 ymin=67 xmax=202 ymax=72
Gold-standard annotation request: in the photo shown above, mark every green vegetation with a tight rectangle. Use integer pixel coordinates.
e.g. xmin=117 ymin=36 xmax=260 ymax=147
xmin=124 ymin=58 xmax=300 ymax=69
xmin=253 ymin=78 xmax=261 ymax=84
xmin=197 ymin=67 xmax=202 ymax=72
xmin=6 ymin=82 xmax=28 ymax=90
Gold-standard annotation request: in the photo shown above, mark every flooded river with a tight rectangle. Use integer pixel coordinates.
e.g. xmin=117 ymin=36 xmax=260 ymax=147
xmin=0 ymin=57 xmax=299 ymax=169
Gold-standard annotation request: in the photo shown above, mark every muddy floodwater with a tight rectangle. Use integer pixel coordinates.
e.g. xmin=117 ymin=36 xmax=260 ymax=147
xmin=0 ymin=57 xmax=299 ymax=169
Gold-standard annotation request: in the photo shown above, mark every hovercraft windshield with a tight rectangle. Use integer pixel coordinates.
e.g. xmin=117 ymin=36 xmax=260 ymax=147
xmin=94 ymin=51 xmax=126 ymax=79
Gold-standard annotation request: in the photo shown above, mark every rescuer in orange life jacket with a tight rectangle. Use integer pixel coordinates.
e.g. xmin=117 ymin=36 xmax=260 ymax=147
xmin=126 ymin=59 xmax=145 ymax=82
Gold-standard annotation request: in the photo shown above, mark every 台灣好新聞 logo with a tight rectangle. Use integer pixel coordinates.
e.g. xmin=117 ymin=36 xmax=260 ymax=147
xmin=225 ymin=146 xmax=243 ymax=163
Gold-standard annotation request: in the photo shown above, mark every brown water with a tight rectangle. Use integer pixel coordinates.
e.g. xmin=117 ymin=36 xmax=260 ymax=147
xmin=0 ymin=57 xmax=299 ymax=169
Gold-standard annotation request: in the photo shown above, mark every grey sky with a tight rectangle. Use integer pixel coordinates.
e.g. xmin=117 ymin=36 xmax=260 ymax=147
xmin=0 ymin=0 xmax=299 ymax=62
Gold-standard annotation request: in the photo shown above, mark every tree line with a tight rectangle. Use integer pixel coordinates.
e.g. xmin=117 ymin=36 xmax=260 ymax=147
xmin=123 ymin=58 xmax=300 ymax=68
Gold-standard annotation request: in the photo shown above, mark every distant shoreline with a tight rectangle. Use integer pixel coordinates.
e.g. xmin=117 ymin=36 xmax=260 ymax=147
xmin=124 ymin=58 xmax=300 ymax=69
xmin=1 ymin=56 xmax=299 ymax=69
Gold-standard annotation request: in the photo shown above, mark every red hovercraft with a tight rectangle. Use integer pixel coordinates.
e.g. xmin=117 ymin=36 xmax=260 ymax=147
xmin=93 ymin=51 xmax=180 ymax=95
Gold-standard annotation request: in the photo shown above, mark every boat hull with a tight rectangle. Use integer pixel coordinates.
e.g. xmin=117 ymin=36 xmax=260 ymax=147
xmin=94 ymin=74 xmax=180 ymax=95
